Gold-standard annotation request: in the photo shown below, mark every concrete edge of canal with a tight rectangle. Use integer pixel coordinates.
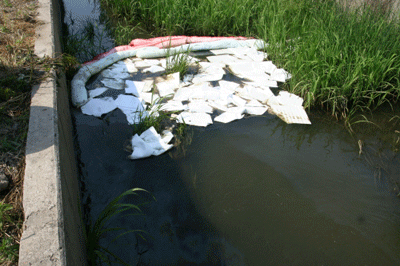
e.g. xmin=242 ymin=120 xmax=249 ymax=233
xmin=18 ymin=0 xmax=87 ymax=265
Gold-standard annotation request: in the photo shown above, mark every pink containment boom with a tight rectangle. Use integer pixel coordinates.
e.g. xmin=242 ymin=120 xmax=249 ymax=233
xmin=84 ymin=36 xmax=249 ymax=65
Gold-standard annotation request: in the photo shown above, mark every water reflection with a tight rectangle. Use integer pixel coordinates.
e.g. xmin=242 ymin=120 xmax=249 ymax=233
xmin=177 ymin=115 xmax=400 ymax=265
xmin=62 ymin=0 xmax=114 ymax=62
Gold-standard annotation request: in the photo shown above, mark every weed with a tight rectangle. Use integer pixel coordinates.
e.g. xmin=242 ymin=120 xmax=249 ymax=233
xmin=133 ymin=111 xmax=171 ymax=136
xmin=175 ymin=121 xmax=188 ymax=138
xmin=0 ymin=26 xmax=10 ymax=33
xmin=172 ymin=120 xmax=190 ymax=146
xmin=133 ymin=96 xmax=171 ymax=135
xmin=85 ymin=188 xmax=154 ymax=266
xmin=165 ymin=50 xmax=193 ymax=79
xmin=62 ymin=14 xmax=112 ymax=64
xmin=60 ymin=53 xmax=81 ymax=80
xmin=0 ymin=237 xmax=18 ymax=263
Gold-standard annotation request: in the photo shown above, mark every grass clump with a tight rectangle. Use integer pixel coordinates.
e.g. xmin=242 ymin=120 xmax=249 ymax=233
xmin=133 ymin=110 xmax=171 ymax=136
xmin=0 ymin=202 xmax=21 ymax=264
xmin=86 ymin=188 xmax=154 ymax=266
xmin=132 ymin=95 xmax=171 ymax=136
xmin=131 ymin=94 xmax=191 ymax=150
xmin=165 ymin=49 xmax=193 ymax=79
xmin=0 ymin=237 xmax=19 ymax=263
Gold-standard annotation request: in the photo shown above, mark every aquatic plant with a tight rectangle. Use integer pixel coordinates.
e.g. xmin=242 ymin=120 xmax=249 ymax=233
xmin=165 ymin=49 xmax=193 ymax=79
xmin=62 ymin=14 xmax=111 ymax=64
xmin=133 ymin=95 xmax=172 ymax=136
xmin=85 ymin=188 xmax=154 ymax=266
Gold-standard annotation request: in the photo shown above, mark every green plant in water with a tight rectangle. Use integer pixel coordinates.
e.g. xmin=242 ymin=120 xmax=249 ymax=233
xmin=133 ymin=95 xmax=171 ymax=136
xmin=174 ymin=121 xmax=188 ymax=138
xmin=60 ymin=53 xmax=81 ymax=81
xmin=170 ymin=119 xmax=193 ymax=158
xmin=165 ymin=48 xmax=193 ymax=80
xmin=83 ymin=21 xmax=96 ymax=42
xmin=86 ymin=188 xmax=154 ymax=266
xmin=62 ymin=14 xmax=110 ymax=64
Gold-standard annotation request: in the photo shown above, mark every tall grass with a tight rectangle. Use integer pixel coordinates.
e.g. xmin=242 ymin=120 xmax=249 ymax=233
xmin=277 ymin=1 xmax=400 ymax=118
xmin=100 ymin=0 xmax=400 ymax=120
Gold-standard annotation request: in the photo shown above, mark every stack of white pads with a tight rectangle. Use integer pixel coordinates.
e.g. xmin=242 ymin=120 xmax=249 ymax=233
xmin=79 ymin=46 xmax=311 ymax=159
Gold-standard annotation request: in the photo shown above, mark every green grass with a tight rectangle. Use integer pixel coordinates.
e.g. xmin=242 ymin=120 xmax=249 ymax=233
xmin=86 ymin=188 xmax=154 ymax=266
xmin=276 ymin=1 xmax=400 ymax=119
xmin=0 ymin=237 xmax=18 ymax=263
xmin=100 ymin=0 xmax=400 ymax=121
xmin=0 ymin=202 xmax=19 ymax=264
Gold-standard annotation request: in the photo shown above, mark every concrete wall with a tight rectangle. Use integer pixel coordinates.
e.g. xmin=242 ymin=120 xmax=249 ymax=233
xmin=337 ymin=0 xmax=400 ymax=18
xmin=19 ymin=0 xmax=87 ymax=265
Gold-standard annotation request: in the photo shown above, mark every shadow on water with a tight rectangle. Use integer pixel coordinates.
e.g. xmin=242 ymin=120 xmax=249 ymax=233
xmin=73 ymin=108 xmax=246 ymax=265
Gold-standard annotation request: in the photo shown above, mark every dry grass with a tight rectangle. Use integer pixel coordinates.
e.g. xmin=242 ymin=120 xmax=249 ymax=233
xmin=0 ymin=0 xmax=42 ymax=264
xmin=0 ymin=0 xmax=37 ymax=70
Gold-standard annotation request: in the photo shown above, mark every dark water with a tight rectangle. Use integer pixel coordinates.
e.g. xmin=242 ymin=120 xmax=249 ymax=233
xmin=73 ymin=107 xmax=400 ymax=265
xmin=65 ymin=0 xmax=400 ymax=265
xmin=62 ymin=0 xmax=114 ymax=62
